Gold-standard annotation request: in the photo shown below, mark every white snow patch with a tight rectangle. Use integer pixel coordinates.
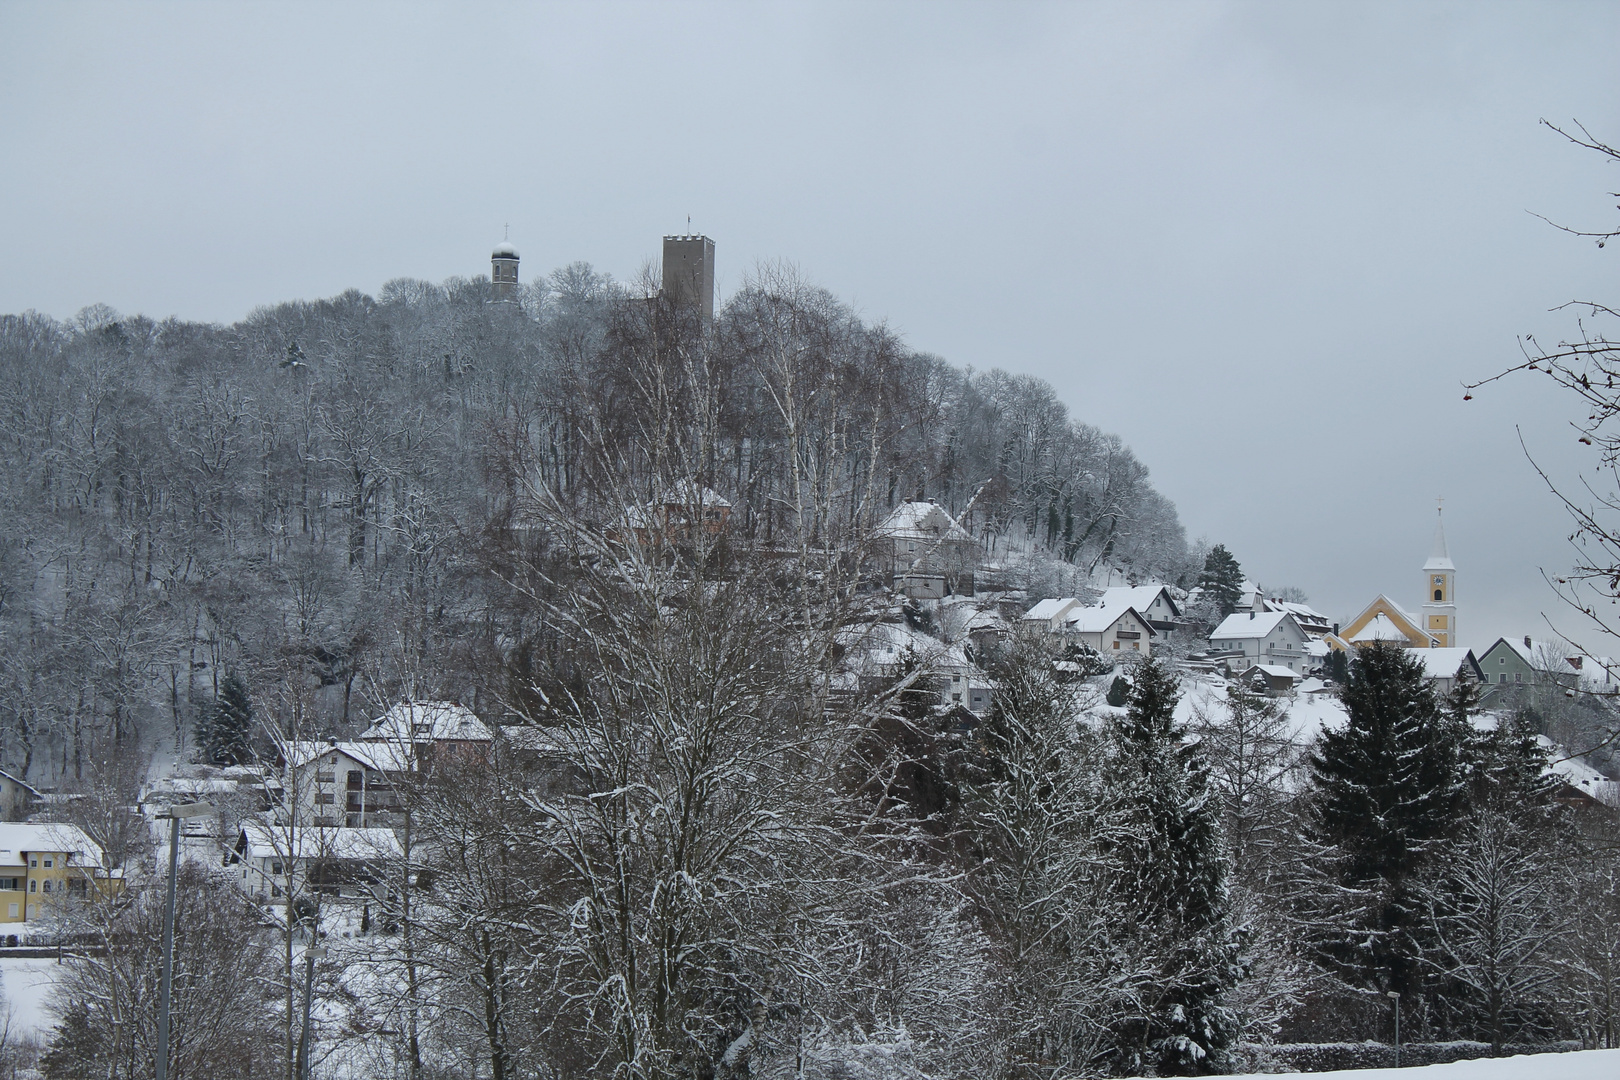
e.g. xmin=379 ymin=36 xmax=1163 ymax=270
xmin=1149 ymin=1048 xmax=1620 ymax=1080
xmin=0 ymin=956 xmax=62 ymax=1036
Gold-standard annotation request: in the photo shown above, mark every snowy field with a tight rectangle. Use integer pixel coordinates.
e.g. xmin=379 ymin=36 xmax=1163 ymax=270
xmin=1187 ymin=1048 xmax=1620 ymax=1080
xmin=0 ymin=956 xmax=61 ymax=1037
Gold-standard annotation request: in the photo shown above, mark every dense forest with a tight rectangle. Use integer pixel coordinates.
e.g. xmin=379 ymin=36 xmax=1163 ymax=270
xmin=0 ymin=264 xmax=1190 ymax=787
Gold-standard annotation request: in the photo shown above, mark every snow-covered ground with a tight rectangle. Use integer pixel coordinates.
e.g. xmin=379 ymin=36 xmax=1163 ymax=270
xmin=1172 ymin=1048 xmax=1620 ymax=1080
xmin=0 ymin=956 xmax=62 ymax=1037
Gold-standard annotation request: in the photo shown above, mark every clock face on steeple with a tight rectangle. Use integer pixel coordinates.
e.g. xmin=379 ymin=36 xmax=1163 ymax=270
xmin=1433 ymin=576 xmax=1444 ymax=586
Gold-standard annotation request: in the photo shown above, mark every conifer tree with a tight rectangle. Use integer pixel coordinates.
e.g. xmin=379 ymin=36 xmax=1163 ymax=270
xmin=1109 ymin=658 xmax=1238 ymax=1075
xmin=196 ymin=672 xmax=254 ymax=766
xmin=1310 ymin=642 xmax=1469 ymax=995
xmin=1197 ymin=545 xmax=1244 ymax=617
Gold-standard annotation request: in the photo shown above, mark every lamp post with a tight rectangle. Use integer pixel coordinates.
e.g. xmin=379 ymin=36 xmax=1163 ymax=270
xmin=153 ymin=802 xmax=213 ymax=1080
xmin=1387 ymin=990 xmax=1402 ymax=1069
xmin=296 ymin=943 xmax=327 ymax=1080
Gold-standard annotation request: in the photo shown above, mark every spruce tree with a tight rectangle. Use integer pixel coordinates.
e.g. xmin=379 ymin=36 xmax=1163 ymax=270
xmin=1309 ymin=642 xmax=1469 ymax=995
xmin=1109 ymin=658 xmax=1238 ymax=1075
xmin=197 ymin=672 xmax=255 ymax=766
xmin=1197 ymin=545 xmax=1244 ymax=617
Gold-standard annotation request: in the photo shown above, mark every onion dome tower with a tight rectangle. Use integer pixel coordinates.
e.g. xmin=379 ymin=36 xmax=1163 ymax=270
xmin=491 ymin=240 xmax=519 ymax=302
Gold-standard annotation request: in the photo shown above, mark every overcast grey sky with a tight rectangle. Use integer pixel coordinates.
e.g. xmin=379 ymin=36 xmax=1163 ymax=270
xmin=2 ymin=1 xmax=1617 ymax=650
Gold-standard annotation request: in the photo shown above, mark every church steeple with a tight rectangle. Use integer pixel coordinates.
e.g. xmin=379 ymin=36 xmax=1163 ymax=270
xmin=1421 ymin=504 xmax=1456 ymax=647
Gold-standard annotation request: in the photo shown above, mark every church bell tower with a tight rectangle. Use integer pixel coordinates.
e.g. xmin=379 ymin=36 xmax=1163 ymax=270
xmin=491 ymin=238 xmax=519 ymax=303
xmin=1421 ymin=506 xmax=1456 ymax=648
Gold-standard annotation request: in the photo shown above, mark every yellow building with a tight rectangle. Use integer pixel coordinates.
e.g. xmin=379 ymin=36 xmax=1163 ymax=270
xmin=0 ymin=822 xmax=122 ymax=923
xmin=1335 ymin=510 xmax=1456 ymax=651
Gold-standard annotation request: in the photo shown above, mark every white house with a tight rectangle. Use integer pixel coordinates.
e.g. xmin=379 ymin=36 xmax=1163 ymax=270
xmin=1210 ymin=610 xmax=1312 ymax=673
xmin=231 ymin=823 xmax=401 ymax=902
xmin=872 ymin=500 xmax=979 ymax=598
xmin=282 ymin=741 xmax=411 ymax=829
xmin=1404 ymin=648 xmax=1486 ymax=696
xmin=1097 ymin=585 xmax=1182 ymax=634
xmin=1024 ymin=597 xmax=1156 ymax=657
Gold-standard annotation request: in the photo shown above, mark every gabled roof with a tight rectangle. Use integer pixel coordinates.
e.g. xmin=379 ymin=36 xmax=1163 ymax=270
xmin=0 ymin=769 xmax=41 ymax=798
xmin=1404 ymin=647 xmax=1482 ymax=681
xmin=1251 ymin=664 xmax=1301 ymax=680
xmin=0 ymin=822 xmax=102 ymax=867
xmin=1098 ymin=585 xmax=1182 ymax=619
xmin=1023 ymin=597 xmax=1080 ymax=623
xmin=874 ymin=500 xmax=974 ymax=544
xmin=1211 ymin=610 xmax=1300 ymax=640
xmin=238 ymin=823 xmax=402 ymax=862
xmin=1351 ymin=614 xmax=1413 ymax=643
xmin=1341 ymin=594 xmax=1434 ymax=647
xmin=1263 ymin=599 xmax=1331 ymax=628
xmin=1061 ymin=599 xmax=1155 ymax=635
xmin=284 ymin=740 xmax=413 ymax=773
xmin=361 ymin=702 xmax=492 ymax=743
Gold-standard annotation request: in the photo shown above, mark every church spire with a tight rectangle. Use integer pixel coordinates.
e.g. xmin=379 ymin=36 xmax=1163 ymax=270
xmin=1423 ymin=504 xmax=1454 ymax=572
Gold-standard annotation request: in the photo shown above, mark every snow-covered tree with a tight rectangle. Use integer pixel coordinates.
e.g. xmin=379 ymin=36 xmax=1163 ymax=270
xmin=1308 ymin=641 xmax=1471 ymax=998
xmin=1105 ymin=659 xmax=1238 ymax=1075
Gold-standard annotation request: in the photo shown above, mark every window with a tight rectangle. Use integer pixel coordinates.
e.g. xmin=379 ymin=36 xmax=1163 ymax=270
xmin=1515 ymin=672 xmax=1522 ymax=683
xmin=0 ymin=879 xmax=16 ymax=891
xmin=1131 ymin=641 xmax=1139 ymax=651
xmin=1499 ymin=673 xmax=1507 ymax=684
xmin=6 ymin=904 xmax=15 ymax=919
xmin=1500 ymin=657 xmax=1506 ymax=664
xmin=42 ymin=858 xmax=50 ymax=869
xmin=28 ymin=859 xmax=35 ymax=868
xmin=315 ymin=792 xmax=335 ymax=805
xmin=1111 ymin=641 xmax=1120 ymax=650
xmin=40 ymin=881 xmax=49 ymax=894
xmin=270 ymin=861 xmax=284 ymax=876
xmin=27 ymin=880 xmax=35 ymax=893
xmin=316 ymin=772 xmax=335 ymax=784
xmin=1434 ymin=590 xmax=1443 ymax=601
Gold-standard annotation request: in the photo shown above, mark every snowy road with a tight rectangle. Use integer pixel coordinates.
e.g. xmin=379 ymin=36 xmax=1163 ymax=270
xmin=1201 ymin=1048 xmax=1620 ymax=1080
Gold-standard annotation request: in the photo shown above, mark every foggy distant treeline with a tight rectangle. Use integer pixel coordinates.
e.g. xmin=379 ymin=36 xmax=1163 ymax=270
xmin=0 ymin=264 xmax=1188 ymax=784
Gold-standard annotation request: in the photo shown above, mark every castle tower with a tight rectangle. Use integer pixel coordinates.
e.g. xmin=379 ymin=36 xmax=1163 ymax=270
xmin=1421 ymin=508 xmax=1456 ymax=648
xmin=491 ymin=240 xmax=519 ymax=302
xmin=662 ymin=234 xmax=715 ymax=322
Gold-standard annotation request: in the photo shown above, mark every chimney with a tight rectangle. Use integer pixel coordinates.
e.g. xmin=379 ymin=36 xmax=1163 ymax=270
xmin=1249 ymin=611 xmax=1255 ymax=620
xmin=1524 ymin=635 xmax=1533 ymax=649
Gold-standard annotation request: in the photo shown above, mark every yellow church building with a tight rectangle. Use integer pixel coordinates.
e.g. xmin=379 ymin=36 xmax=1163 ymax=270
xmin=1333 ymin=510 xmax=1457 ymax=651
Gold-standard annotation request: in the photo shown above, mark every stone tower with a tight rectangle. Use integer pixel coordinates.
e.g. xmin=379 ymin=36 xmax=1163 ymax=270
xmin=491 ymin=240 xmax=519 ymax=302
xmin=661 ymin=234 xmax=715 ymax=322
xmin=1421 ymin=508 xmax=1456 ymax=648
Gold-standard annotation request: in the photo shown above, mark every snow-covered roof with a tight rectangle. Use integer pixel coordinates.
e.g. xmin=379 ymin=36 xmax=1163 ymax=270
xmin=1423 ymin=511 xmax=1455 ymax=572
xmin=1265 ymin=599 xmax=1330 ymax=627
xmin=1061 ymin=598 xmax=1153 ymax=635
xmin=965 ymin=607 xmax=1010 ymax=632
xmin=0 ymin=770 xmax=39 ymax=797
xmin=284 ymin=740 xmax=414 ymax=773
xmin=492 ymin=241 xmax=518 ymax=258
xmin=837 ymin=621 xmax=972 ymax=675
xmin=239 ymin=823 xmax=402 ymax=863
xmin=1251 ymin=665 xmax=1300 ymax=680
xmin=1023 ymin=597 xmax=1079 ymax=623
xmin=1405 ymin=647 xmax=1477 ymax=680
xmin=873 ymin=500 xmax=974 ymax=544
xmin=1211 ymin=611 xmax=1297 ymax=640
xmin=1349 ymin=614 xmax=1411 ymax=643
xmin=361 ymin=701 xmax=492 ymax=743
xmin=657 ymin=482 xmax=730 ymax=508
xmin=1098 ymin=584 xmax=1181 ymax=619
xmin=0 ymin=822 xmax=102 ymax=867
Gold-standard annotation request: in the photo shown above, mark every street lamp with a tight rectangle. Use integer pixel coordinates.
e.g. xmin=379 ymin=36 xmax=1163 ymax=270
xmin=1387 ymin=991 xmax=1402 ymax=1069
xmin=297 ymin=943 xmax=327 ymax=1080
xmin=153 ymin=802 xmax=214 ymax=1080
